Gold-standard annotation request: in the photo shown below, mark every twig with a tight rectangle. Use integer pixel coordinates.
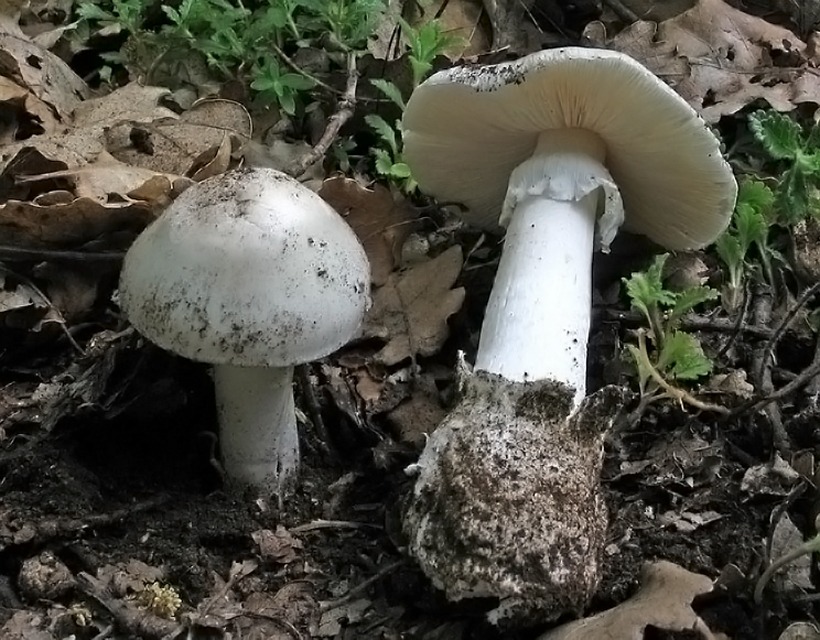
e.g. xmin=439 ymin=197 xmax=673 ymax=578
xmin=602 ymin=0 xmax=640 ymax=22
xmin=295 ymin=364 xmax=334 ymax=460
xmin=291 ymin=519 xmax=382 ymax=534
xmin=270 ymin=41 xmax=345 ymax=97
xmin=319 ymin=559 xmax=405 ymax=612
xmin=77 ymin=571 xmax=182 ymax=640
xmin=714 ymin=279 xmax=752 ymax=361
xmin=0 ymin=497 xmax=168 ymax=551
xmin=285 ymin=52 xmax=359 ymax=177
xmin=0 ymin=246 xmax=124 ymax=264
xmin=597 ymin=307 xmax=774 ymax=338
xmin=755 ymin=531 xmax=820 ymax=604
xmin=732 ymin=334 xmax=820 ymax=417
xmin=635 ymin=330 xmax=730 ymax=415
xmin=757 ymin=281 xmax=820 ymax=384
xmin=0 ymin=264 xmax=85 ymax=355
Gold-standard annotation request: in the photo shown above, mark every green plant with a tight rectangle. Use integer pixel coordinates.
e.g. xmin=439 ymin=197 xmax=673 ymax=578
xmin=623 ymin=254 xmax=724 ymax=411
xmin=250 ymin=58 xmax=315 ymax=115
xmin=748 ymin=109 xmax=820 ymax=223
xmin=363 ymin=19 xmax=462 ymax=190
xmin=398 ymin=18 xmax=463 ymax=89
xmin=714 ymin=179 xmax=780 ymax=310
xmin=75 ymin=0 xmax=387 ymax=115
xmin=365 ymin=79 xmax=413 ymax=190
xmin=75 ymin=0 xmax=155 ymax=80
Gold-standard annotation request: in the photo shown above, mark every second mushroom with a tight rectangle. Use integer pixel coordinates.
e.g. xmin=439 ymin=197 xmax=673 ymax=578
xmin=400 ymin=48 xmax=737 ymax=625
xmin=119 ymin=168 xmax=371 ymax=497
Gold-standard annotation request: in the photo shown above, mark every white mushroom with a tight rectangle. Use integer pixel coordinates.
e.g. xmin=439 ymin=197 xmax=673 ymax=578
xmin=119 ymin=168 xmax=370 ymax=495
xmin=403 ymin=47 xmax=738 ymax=406
xmin=399 ymin=48 xmax=738 ymax=625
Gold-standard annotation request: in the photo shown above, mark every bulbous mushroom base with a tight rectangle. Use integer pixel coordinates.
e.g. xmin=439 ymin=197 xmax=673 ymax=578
xmin=403 ymin=362 xmax=628 ymax=626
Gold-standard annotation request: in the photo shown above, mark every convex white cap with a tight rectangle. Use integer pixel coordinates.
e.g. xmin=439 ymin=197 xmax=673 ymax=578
xmin=119 ymin=168 xmax=371 ymax=366
xmin=403 ymin=47 xmax=737 ymax=250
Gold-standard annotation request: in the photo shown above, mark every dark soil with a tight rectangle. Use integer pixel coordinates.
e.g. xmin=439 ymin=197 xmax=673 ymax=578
xmin=0 ymin=308 xmax=801 ymax=640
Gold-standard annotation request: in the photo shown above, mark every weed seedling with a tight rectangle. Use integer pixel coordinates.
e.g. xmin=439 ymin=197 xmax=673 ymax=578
xmin=365 ymin=19 xmax=463 ymax=191
xmin=748 ymin=109 xmax=820 ymax=224
xmin=623 ymin=254 xmax=727 ymax=413
xmin=714 ymin=179 xmax=779 ymax=310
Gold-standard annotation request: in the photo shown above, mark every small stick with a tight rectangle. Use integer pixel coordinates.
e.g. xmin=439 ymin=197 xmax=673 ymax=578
xmin=0 ymin=264 xmax=84 ymax=355
xmin=602 ymin=0 xmax=640 ymax=22
xmin=285 ymin=52 xmax=359 ymax=178
xmin=0 ymin=246 xmax=124 ymax=264
xmin=0 ymin=497 xmax=168 ymax=551
xmin=319 ymin=559 xmax=405 ymax=612
xmin=757 ymin=281 xmax=820 ymax=383
xmin=291 ymin=519 xmax=382 ymax=534
xmin=76 ymin=572 xmax=181 ymax=640
xmin=295 ymin=364 xmax=334 ymax=459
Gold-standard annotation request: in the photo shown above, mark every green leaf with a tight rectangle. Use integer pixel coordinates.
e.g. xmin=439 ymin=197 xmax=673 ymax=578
xmin=373 ymin=148 xmax=394 ymax=175
xmin=738 ymin=179 xmax=775 ymax=217
xmin=715 ymin=232 xmax=743 ymax=270
xmin=656 ymin=331 xmax=713 ymax=380
xmin=623 ymin=254 xmax=675 ymax=325
xmin=250 ymin=76 xmax=278 ymax=91
xmin=749 ymin=110 xmax=804 ymax=160
xmin=279 ymin=73 xmax=315 ymax=90
xmin=278 ymin=90 xmax=296 ymax=115
xmin=365 ymin=114 xmax=399 ymax=156
xmin=370 ymin=79 xmax=406 ymax=110
xmin=668 ymin=285 xmax=719 ymax=326
xmin=77 ymin=3 xmax=115 ymax=21
xmin=779 ymin=165 xmax=811 ymax=223
xmin=625 ymin=343 xmax=652 ymax=392
xmin=388 ymin=162 xmax=413 ymax=178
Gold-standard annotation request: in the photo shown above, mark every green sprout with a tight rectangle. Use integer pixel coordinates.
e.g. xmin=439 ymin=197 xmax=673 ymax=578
xmin=714 ymin=179 xmax=779 ymax=310
xmin=623 ymin=254 xmax=726 ymax=413
xmin=364 ymin=19 xmax=463 ymax=191
xmin=748 ymin=109 xmax=820 ymax=224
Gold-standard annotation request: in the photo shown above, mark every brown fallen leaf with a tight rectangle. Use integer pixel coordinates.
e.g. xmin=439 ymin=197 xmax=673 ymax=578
xmin=0 ymin=32 xmax=89 ymax=120
xmin=363 ymin=245 xmax=465 ymax=366
xmin=0 ymin=196 xmax=157 ymax=249
xmin=319 ymin=176 xmax=416 ymax=286
xmin=539 ymin=561 xmax=725 ymax=640
xmin=587 ymin=0 xmax=820 ymax=122
xmin=0 ymin=76 xmax=57 ymax=141
xmin=251 ymin=526 xmax=303 ymax=565
xmin=106 ymin=97 xmax=252 ymax=176
xmin=385 ymin=373 xmax=448 ymax=445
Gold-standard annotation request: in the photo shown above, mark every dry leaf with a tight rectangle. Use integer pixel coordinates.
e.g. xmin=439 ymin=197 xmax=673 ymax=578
xmin=588 ymin=0 xmax=820 ymax=122
xmin=72 ymin=83 xmax=178 ymax=129
xmin=320 ymin=177 xmax=416 ymax=286
xmin=363 ymin=245 xmax=465 ymax=366
xmin=251 ymin=526 xmax=303 ymax=565
xmin=385 ymin=374 xmax=447 ymax=444
xmin=0 ymin=76 xmax=57 ymax=139
xmin=0 ymin=32 xmax=89 ymax=119
xmin=539 ymin=561 xmax=722 ymax=640
xmin=106 ymin=97 xmax=251 ymax=176
xmin=0 ymin=197 xmax=156 ymax=249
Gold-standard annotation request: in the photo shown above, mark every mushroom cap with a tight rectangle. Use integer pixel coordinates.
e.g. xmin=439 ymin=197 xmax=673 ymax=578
xmin=402 ymin=47 xmax=738 ymax=250
xmin=119 ymin=168 xmax=371 ymax=367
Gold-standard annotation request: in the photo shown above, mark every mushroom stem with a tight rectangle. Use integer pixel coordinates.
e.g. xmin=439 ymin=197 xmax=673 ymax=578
xmin=212 ymin=364 xmax=299 ymax=493
xmin=474 ymin=128 xmax=616 ymax=407
xmin=475 ymin=194 xmax=597 ymax=404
